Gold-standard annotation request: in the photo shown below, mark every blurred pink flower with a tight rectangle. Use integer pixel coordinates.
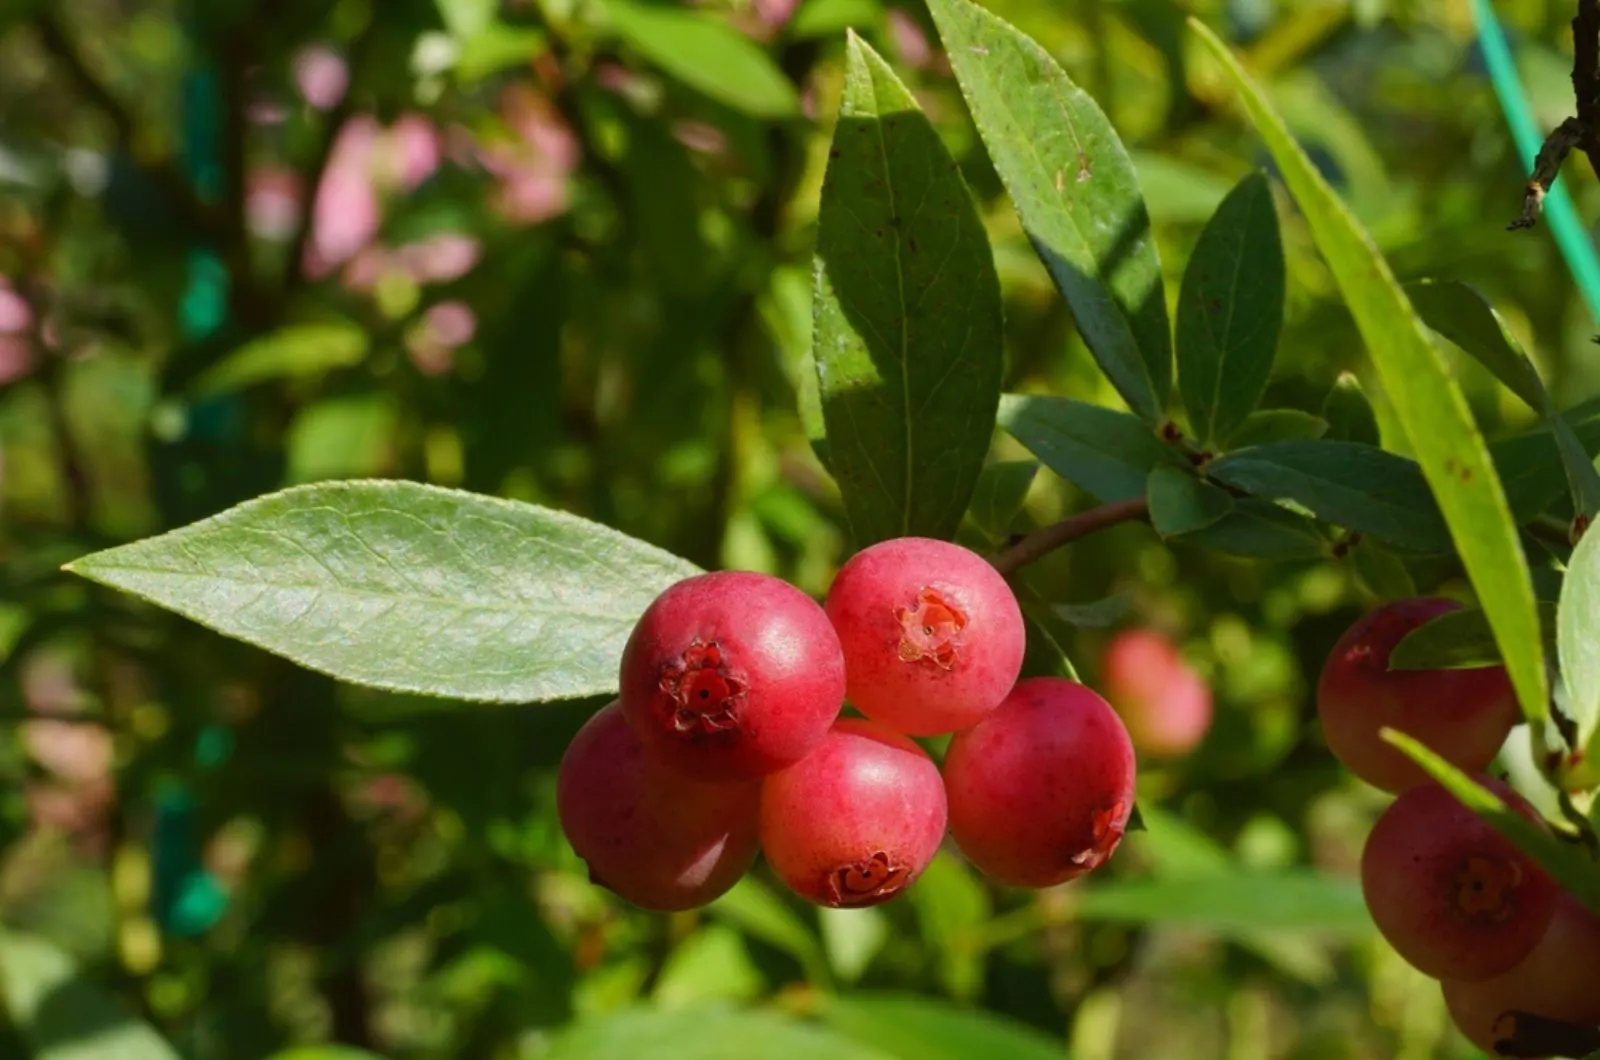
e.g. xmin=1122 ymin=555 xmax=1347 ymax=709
xmin=246 ymin=166 xmax=303 ymax=242
xmin=304 ymin=116 xmax=383 ymax=278
xmin=480 ymin=85 xmax=579 ymax=225
xmin=22 ymin=720 xmax=113 ymax=786
xmin=379 ymin=113 xmax=444 ymax=193
xmin=294 ymin=44 xmax=349 ymax=111
xmin=0 ymin=281 xmax=34 ymax=384
xmin=341 ymin=244 xmax=393 ymax=293
xmin=0 ymin=281 xmax=32 ymax=333
xmin=394 ymin=232 xmax=482 ymax=284
xmin=887 ymin=8 xmax=936 ymax=70
xmin=754 ymin=0 xmax=801 ymax=28
xmin=673 ymin=120 xmax=727 ymax=156
xmin=406 ymin=300 xmax=477 ymax=376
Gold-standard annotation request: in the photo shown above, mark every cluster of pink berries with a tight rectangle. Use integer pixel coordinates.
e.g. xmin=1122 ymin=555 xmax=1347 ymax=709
xmin=1318 ymin=598 xmax=1600 ymax=1054
xmin=557 ymin=537 xmax=1138 ymax=912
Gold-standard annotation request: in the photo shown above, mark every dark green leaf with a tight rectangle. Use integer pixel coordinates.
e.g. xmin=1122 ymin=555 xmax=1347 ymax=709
xmin=604 ymin=0 xmax=799 ymax=118
xmin=1382 ymin=731 xmax=1600 ymax=915
xmin=928 ymin=0 xmax=1171 ymax=422
xmin=0 ymin=930 xmax=180 ymax=1060
xmin=1224 ymin=409 xmax=1328 ymax=449
xmin=1490 ymin=397 xmax=1600 ymax=521
xmin=1147 ymin=465 xmax=1233 ymax=536
xmin=1561 ymin=528 xmax=1600 ymax=750
xmin=538 ymin=1005 xmax=893 ymax=1060
xmin=1016 ymin=586 xmax=1082 ymax=682
xmin=1052 ymin=589 xmax=1136 ymax=629
xmin=1321 ymin=372 xmax=1380 ymax=446
xmin=812 ymin=34 xmax=1004 ymax=545
xmin=1389 ymin=602 xmax=1559 ymax=671
xmin=64 ymin=481 xmax=700 ymax=703
xmin=967 ymin=461 xmax=1038 ymax=541
xmin=1176 ymin=498 xmax=1327 ymax=560
xmin=821 ymin=994 xmax=1064 ymax=1060
xmin=1073 ymin=871 xmax=1374 ymax=936
xmin=1208 ymin=440 xmax=1449 ymax=551
xmin=1177 ymin=171 xmax=1285 ymax=445
xmin=1193 ymin=20 xmax=1549 ymax=723
xmin=1349 ymin=539 xmax=1417 ymax=602
xmin=1406 ymin=279 xmax=1544 ymax=409
xmin=996 ymin=394 xmax=1174 ymax=503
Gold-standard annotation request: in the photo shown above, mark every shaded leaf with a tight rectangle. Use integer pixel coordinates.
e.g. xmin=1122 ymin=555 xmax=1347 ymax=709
xmin=997 ymin=394 xmax=1174 ymax=503
xmin=812 ymin=34 xmax=1004 ymax=545
xmin=1016 ymin=586 xmax=1082 ymax=682
xmin=966 ymin=461 xmax=1038 ymax=541
xmin=1382 ymin=731 xmax=1600 ymax=915
xmin=1407 ymin=279 xmax=1544 ymax=409
xmin=1208 ymin=440 xmax=1449 ymax=551
xmin=0 ymin=929 xmax=180 ymax=1060
xmin=1224 ymin=409 xmax=1328 ymax=449
xmin=64 ymin=481 xmax=700 ymax=703
xmin=907 ymin=852 xmax=990 ymax=1002
xmin=1349 ymin=539 xmax=1417 ymax=602
xmin=1177 ymin=171 xmax=1285 ymax=444
xmin=604 ymin=0 xmax=798 ymax=118
xmin=1073 ymin=871 xmax=1374 ymax=936
xmin=1389 ymin=602 xmax=1559 ymax=671
xmin=1176 ymin=498 xmax=1327 ymax=559
xmin=818 ymin=908 xmax=890 ymax=984
xmin=706 ymin=877 xmax=830 ymax=984
xmin=1193 ymin=19 xmax=1547 ymax=724
xmin=821 ymin=994 xmax=1064 ymax=1060
xmin=1321 ymin=372 xmax=1380 ymax=446
xmin=1147 ymin=465 xmax=1233 ymax=537
xmin=538 ymin=1005 xmax=893 ymax=1060
xmin=1052 ymin=589 xmax=1136 ymax=629
xmin=928 ymin=0 xmax=1171 ymax=422
xmin=1490 ymin=396 xmax=1600 ymax=521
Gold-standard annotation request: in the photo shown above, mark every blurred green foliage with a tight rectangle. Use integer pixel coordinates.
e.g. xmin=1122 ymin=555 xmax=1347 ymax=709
xmin=1 ymin=0 xmax=1596 ymax=1057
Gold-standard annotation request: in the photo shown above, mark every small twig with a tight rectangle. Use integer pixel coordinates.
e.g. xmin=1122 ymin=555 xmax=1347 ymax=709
xmin=1509 ymin=117 xmax=1587 ymax=230
xmin=989 ymin=499 xmax=1150 ymax=576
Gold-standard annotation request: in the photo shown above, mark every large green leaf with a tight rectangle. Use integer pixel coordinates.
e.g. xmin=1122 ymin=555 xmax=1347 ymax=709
xmin=0 ymin=930 xmax=180 ymax=1060
xmin=1207 ymin=440 xmax=1450 ymax=552
xmin=1383 ymin=731 xmax=1600 ymax=915
xmin=1177 ymin=172 xmax=1285 ymax=445
xmin=1176 ymin=498 xmax=1327 ymax=560
xmin=928 ymin=0 xmax=1171 ymax=422
xmin=1389 ymin=603 xmax=1560 ymax=671
xmin=820 ymin=994 xmax=1065 ymax=1060
xmin=996 ymin=394 xmax=1174 ymax=503
xmin=537 ymin=1005 xmax=892 ymax=1060
xmin=812 ymin=34 xmax=1004 ymax=545
xmin=603 ymin=0 xmax=798 ymax=118
xmin=1192 ymin=20 xmax=1549 ymax=722
xmin=1073 ymin=871 xmax=1374 ymax=936
xmin=1563 ymin=529 xmax=1600 ymax=752
xmin=64 ymin=481 xmax=700 ymax=703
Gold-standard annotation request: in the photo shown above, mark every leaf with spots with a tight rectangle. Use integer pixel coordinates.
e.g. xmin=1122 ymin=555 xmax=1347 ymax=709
xmin=1177 ymin=172 xmax=1285 ymax=446
xmin=812 ymin=33 xmax=1004 ymax=546
xmin=927 ymin=0 xmax=1171 ymax=423
xmin=64 ymin=480 xmax=702 ymax=703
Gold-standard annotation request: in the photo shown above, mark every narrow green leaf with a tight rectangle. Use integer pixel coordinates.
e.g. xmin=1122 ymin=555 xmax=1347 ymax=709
xmin=1389 ymin=603 xmax=1559 ymax=670
xmin=1208 ymin=440 xmax=1450 ymax=552
xmin=1321 ymin=372 xmax=1380 ymax=447
xmin=1560 ymin=529 xmax=1600 ymax=749
xmin=812 ymin=34 xmax=1004 ymax=545
xmin=1224 ymin=409 xmax=1329 ymax=449
xmin=1192 ymin=20 xmax=1548 ymax=723
xmin=0 ymin=929 xmax=181 ymax=1060
xmin=603 ymin=0 xmax=798 ymax=118
xmin=1406 ymin=279 xmax=1545 ymax=408
xmin=996 ymin=394 xmax=1174 ymax=503
xmin=1176 ymin=498 xmax=1328 ymax=560
xmin=188 ymin=321 xmax=367 ymax=397
xmin=928 ymin=0 xmax=1171 ymax=422
xmin=706 ymin=877 xmax=831 ymax=985
xmin=538 ymin=1005 xmax=893 ymax=1060
xmin=1381 ymin=730 xmax=1600 ymax=915
xmin=1052 ymin=589 xmax=1136 ymax=629
xmin=63 ymin=481 xmax=700 ymax=703
xmin=1016 ymin=585 xmax=1082 ymax=682
xmin=1146 ymin=465 xmax=1234 ymax=537
xmin=1073 ymin=871 xmax=1374 ymax=936
xmin=907 ymin=852 xmax=990 ymax=1002
xmin=1177 ymin=171 xmax=1285 ymax=445
xmin=966 ymin=461 xmax=1038 ymax=541
xmin=821 ymin=994 xmax=1065 ymax=1060
xmin=1491 ymin=396 xmax=1600 ymax=521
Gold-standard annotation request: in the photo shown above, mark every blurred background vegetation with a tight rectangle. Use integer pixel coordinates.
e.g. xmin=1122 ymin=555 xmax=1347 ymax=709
xmin=0 ymin=0 xmax=1596 ymax=1057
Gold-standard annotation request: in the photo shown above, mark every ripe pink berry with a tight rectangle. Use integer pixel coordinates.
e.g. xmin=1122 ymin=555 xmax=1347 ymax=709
xmin=943 ymin=677 xmax=1137 ymax=888
xmin=1360 ymin=778 xmax=1558 ymax=981
xmin=556 ymin=701 xmax=760 ymax=911
xmin=1100 ymin=628 xmax=1213 ymax=758
xmin=758 ymin=717 xmax=947 ymax=908
xmin=1442 ymin=891 xmax=1600 ymax=1055
xmin=823 ymin=537 xmax=1025 ymax=736
xmin=1317 ymin=598 xmax=1519 ymax=794
xmin=619 ymin=570 xmax=845 ymax=783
